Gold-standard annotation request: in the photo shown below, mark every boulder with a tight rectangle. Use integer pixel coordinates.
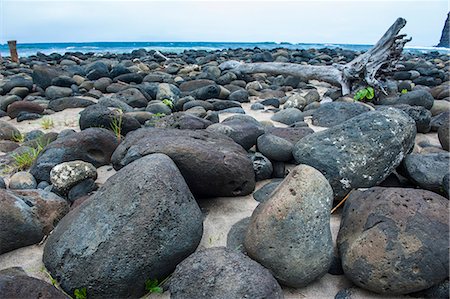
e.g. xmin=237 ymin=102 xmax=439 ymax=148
xmin=50 ymin=160 xmax=97 ymax=193
xmin=337 ymin=187 xmax=449 ymax=294
xmin=312 ymin=102 xmax=371 ymax=127
xmin=170 ymin=247 xmax=283 ymax=299
xmin=0 ymin=267 xmax=67 ymax=299
xmin=30 ymin=128 xmax=119 ymax=182
xmin=153 ymin=112 xmax=212 ymax=130
xmin=257 ymin=133 xmax=294 ymax=162
xmin=6 ymin=101 xmax=44 ymax=119
xmin=391 ymin=104 xmax=432 ymax=133
xmin=32 ymin=65 xmax=64 ymax=89
xmin=402 ymin=153 xmax=450 ymax=193
xmin=206 ymin=115 xmax=265 ymax=150
xmin=249 ymin=152 xmax=273 ymax=181
xmin=43 ymin=154 xmax=203 ymax=298
xmin=0 ymin=121 xmax=20 ymax=141
xmin=111 ymin=128 xmax=255 ymax=197
xmin=48 ymin=97 xmax=95 ymax=112
xmin=293 ymin=108 xmax=416 ymax=199
xmin=0 ymin=189 xmax=69 ymax=254
xmin=78 ymin=104 xmax=141 ymax=136
xmin=271 ymin=108 xmax=305 ymax=125
xmin=45 ymin=86 xmax=73 ymax=100
xmin=245 ymin=164 xmax=334 ymax=287
xmin=438 ymin=123 xmax=449 ymax=151
xmin=8 ymin=171 xmax=37 ymax=190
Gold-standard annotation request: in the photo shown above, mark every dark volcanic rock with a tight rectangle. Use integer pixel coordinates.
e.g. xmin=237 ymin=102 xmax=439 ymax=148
xmin=337 ymin=187 xmax=449 ymax=294
xmin=257 ymin=133 xmax=294 ymax=162
xmin=43 ymin=154 xmax=203 ymax=298
xmin=30 ymin=128 xmax=119 ymax=182
xmin=191 ymin=84 xmax=221 ymax=100
xmin=6 ymin=101 xmax=44 ymax=119
xmin=170 ymin=247 xmax=283 ymax=299
xmin=79 ymin=104 xmax=141 ymax=135
xmin=312 ymin=102 xmax=371 ymax=127
xmin=438 ymin=123 xmax=449 ymax=151
xmin=252 ymin=179 xmax=283 ymax=203
xmin=391 ymin=104 xmax=432 ymax=133
xmin=48 ymin=97 xmax=95 ymax=112
xmin=245 ymin=165 xmax=334 ymax=287
xmin=249 ymin=152 xmax=273 ymax=181
xmin=293 ymin=108 xmax=416 ymax=199
xmin=111 ymin=128 xmax=255 ymax=197
xmin=0 ymin=267 xmax=67 ymax=299
xmin=395 ymin=90 xmax=434 ymax=109
xmin=431 ymin=111 xmax=449 ymax=131
xmin=271 ymin=108 xmax=305 ymax=125
xmin=0 ymin=76 xmax=33 ymax=95
xmin=0 ymin=189 xmax=69 ymax=254
xmin=402 ymin=153 xmax=450 ymax=193
xmin=0 ymin=121 xmax=20 ymax=141
xmin=113 ymin=87 xmax=148 ymax=108
xmin=265 ymin=126 xmax=314 ymax=144
xmin=206 ymin=115 xmax=265 ymax=150
xmin=153 ymin=112 xmax=212 ymax=130
xmin=32 ymin=65 xmax=64 ymax=89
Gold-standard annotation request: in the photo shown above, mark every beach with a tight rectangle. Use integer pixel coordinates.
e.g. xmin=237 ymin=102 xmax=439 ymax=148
xmin=0 ymin=44 xmax=448 ymax=299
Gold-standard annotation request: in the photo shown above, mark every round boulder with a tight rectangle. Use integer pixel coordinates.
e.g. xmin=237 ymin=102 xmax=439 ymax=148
xmin=337 ymin=187 xmax=449 ymax=294
xmin=245 ymin=164 xmax=334 ymax=287
xmin=50 ymin=160 xmax=97 ymax=193
xmin=43 ymin=154 xmax=203 ymax=298
xmin=170 ymin=247 xmax=283 ymax=299
xmin=293 ymin=108 xmax=416 ymax=199
xmin=0 ymin=189 xmax=69 ymax=254
xmin=8 ymin=171 xmax=37 ymax=190
xmin=111 ymin=128 xmax=255 ymax=198
xmin=30 ymin=128 xmax=119 ymax=183
xmin=312 ymin=102 xmax=371 ymax=127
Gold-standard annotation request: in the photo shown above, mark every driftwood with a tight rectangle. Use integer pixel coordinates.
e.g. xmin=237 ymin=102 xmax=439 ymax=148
xmin=219 ymin=18 xmax=411 ymax=95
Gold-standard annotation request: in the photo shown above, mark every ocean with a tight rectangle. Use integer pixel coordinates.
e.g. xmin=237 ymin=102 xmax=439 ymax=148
xmin=0 ymin=41 xmax=449 ymax=57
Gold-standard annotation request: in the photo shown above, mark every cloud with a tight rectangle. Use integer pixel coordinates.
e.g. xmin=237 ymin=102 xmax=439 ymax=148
xmin=1 ymin=0 xmax=448 ymax=46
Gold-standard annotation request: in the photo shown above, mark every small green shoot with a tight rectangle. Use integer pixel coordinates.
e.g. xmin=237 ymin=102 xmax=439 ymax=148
xmin=401 ymin=89 xmax=408 ymax=94
xmin=74 ymin=287 xmax=87 ymax=299
xmin=11 ymin=138 xmax=49 ymax=171
xmin=354 ymin=86 xmax=375 ymax=102
xmin=109 ymin=109 xmax=123 ymax=142
xmin=41 ymin=117 xmax=54 ymax=130
xmin=153 ymin=113 xmax=166 ymax=118
xmin=162 ymin=99 xmax=174 ymax=109
xmin=11 ymin=131 xmax=25 ymax=143
xmin=145 ymin=279 xmax=163 ymax=294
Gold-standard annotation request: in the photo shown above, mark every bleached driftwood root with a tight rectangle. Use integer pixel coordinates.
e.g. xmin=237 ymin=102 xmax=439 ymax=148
xmin=219 ymin=18 xmax=411 ymax=95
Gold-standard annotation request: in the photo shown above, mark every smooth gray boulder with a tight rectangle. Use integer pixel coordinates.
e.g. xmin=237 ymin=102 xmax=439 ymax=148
xmin=170 ymin=247 xmax=283 ymax=299
xmin=244 ymin=164 xmax=334 ymax=287
xmin=43 ymin=154 xmax=203 ymax=298
xmin=293 ymin=108 xmax=416 ymax=199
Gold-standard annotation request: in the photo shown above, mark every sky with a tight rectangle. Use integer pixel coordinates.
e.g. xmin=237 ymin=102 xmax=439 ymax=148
xmin=0 ymin=0 xmax=448 ymax=46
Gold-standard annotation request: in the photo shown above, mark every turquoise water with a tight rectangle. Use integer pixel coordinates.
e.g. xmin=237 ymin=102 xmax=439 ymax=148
xmin=0 ymin=41 xmax=448 ymax=57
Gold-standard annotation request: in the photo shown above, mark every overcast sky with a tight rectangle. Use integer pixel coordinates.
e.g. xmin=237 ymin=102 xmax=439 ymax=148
xmin=0 ymin=0 xmax=448 ymax=46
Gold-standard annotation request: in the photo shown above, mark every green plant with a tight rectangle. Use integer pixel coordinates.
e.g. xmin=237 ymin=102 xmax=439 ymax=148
xmin=354 ymin=86 xmax=375 ymax=102
xmin=11 ymin=138 xmax=48 ymax=171
xmin=401 ymin=89 xmax=408 ymax=94
xmin=41 ymin=117 xmax=54 ymax=130
xmin=145 ymin=279 xmax=163 ymax=294
xmin=109 ymin=109 xmax=123 ymax=141
xmin=153 ymin=113 xmax=166 ymax=118
xmin=74 ymin=287 xmax=87 ymax=299
xmin=11 ymin=131 xmax=25 ymax=143
xmin=162 ymin=99 xmax=174 ymax=109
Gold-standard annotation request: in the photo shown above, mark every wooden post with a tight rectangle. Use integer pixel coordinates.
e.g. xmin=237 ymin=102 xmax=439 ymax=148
xmin=7 ymin=40 xmax=19 ymax=63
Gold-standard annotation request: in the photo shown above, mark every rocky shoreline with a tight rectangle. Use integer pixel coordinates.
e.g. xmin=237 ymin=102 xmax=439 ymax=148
xmin=0 ymin=46 xmax=448 ymax=299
